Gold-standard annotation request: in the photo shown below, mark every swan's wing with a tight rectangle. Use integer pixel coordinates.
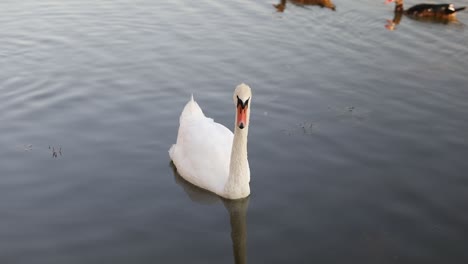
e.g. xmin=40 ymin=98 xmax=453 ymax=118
xmin=169 ymin=98 xmax=234 ymax=195
xmin=170 ymin=118 xmax=233 ymax=195
xmin=179 ymin=94 xmax=205 ymax=124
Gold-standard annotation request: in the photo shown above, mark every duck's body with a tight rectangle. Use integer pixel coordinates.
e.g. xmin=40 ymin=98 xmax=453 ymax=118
xmin=169 ymin=84 xmax=252 ymax=200
xmin=406 ymin=3 xmax=466 ymax=17
xmin=274 ymin=0 xmax=336 ymax=12
xmin=291 ymin=0 xmax=336 ymax=10
xmin=386 ymin=0 xmax=466 ymax=18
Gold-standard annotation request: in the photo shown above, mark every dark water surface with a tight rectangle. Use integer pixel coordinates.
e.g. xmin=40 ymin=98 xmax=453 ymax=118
xmin=1 ymin=0 xmax=468 ymax=263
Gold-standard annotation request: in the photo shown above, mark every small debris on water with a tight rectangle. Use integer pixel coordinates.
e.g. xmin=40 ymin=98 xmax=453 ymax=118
xmin=16 ymin=144 xmax=33 ymax=151
xmin=24 ymin=144 xmax=32 ymax=151
xmin=50 ymin=145 xmax=62 ymax=158
xmin=282 ymin=121 xmax=314 ymax=136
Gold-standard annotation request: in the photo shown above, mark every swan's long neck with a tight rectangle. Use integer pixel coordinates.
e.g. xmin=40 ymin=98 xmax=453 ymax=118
xmin=225 ymin=125 xmax=250 ymax=200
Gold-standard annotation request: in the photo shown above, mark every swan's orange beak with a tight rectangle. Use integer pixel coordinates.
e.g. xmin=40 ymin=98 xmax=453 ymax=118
xmin=384 ymin=0 xmax=394 ymax=4
xmin=237 ymin=104 xmax=248 ymax=129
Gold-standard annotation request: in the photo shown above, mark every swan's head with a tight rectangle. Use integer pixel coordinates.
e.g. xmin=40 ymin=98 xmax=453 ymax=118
xmin=233 ymin=83 xmax=252 ymax=130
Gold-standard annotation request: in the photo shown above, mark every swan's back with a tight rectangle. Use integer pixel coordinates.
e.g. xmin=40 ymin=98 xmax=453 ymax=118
xmin=169 ymin=96 xmax=233 ymax=195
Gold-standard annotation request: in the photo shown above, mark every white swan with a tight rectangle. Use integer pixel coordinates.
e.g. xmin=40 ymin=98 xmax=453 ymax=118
xmin=169 ymin=83 xmax=252 ymax=200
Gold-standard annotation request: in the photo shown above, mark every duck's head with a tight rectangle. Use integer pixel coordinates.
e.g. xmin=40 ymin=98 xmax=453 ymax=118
xmin=233 ymin=83 xmax=252 ymax=130
xmin=384 ymin=0 xmax=403 ymax=5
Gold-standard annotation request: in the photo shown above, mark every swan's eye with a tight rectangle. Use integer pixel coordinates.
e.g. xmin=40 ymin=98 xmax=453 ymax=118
xmin=237 ymin=96 xmax=249 ymax=109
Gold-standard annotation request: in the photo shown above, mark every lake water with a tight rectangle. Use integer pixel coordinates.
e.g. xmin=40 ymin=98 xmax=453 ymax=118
xmin=1 ymin=0 xmax=468 ymax=263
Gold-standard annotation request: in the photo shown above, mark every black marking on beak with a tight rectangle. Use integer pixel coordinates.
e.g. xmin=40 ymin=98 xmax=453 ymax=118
xmin=239 ymin=123 xmax=245 ymax=129
xmin=237 ymin=96 xmax=250 ymax=109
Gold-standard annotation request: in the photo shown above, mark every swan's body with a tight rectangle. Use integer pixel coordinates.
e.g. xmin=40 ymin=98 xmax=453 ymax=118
xmin=169 ymin=84 xmax=252 ymax=200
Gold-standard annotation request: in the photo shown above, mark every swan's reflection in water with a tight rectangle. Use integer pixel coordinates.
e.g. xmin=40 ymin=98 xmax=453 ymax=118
xmin=223 ymin=198 xmax=249 ymax=264
xmin=170 ymin=162 xmax=249 ymax=264
xmin=385 ymin=11 xmax=461 ymax=30
xmin=274 ymin=0 xmax=336 ymax=12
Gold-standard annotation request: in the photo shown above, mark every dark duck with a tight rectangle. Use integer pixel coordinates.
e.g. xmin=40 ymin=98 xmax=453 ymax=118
xmin=385 ymin=0 xmax=466 ymax=18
